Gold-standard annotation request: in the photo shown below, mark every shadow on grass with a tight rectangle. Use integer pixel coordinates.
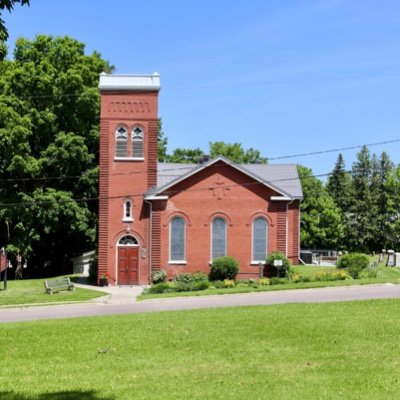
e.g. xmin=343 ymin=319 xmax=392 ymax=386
xmin=0 ymin=391 xmax=115 ymax=400
xmin=69 ymin=276 xmax=98 ymax=286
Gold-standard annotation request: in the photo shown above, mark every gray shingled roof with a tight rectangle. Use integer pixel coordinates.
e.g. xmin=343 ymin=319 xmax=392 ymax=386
xmin=147 ymin=157 xmax=303 ymax=199
xmin=244 ymin=163 xmax=303 ymax=198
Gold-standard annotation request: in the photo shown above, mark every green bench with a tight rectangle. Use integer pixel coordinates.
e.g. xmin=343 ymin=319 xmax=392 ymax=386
xmin=44 ymin=277 xmax=75 ymax=295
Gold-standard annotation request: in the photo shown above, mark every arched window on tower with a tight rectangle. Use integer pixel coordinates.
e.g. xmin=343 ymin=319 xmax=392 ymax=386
xmin=115 ymin=126 xmax=128 ymax=158
xmin=123 ymin=199 xmax=133 ymax=221
xmin=132 ymin=126 xmax=144 ymax=159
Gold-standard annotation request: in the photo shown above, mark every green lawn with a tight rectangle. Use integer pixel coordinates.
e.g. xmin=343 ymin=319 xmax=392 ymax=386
xmin=294 ymin=263 xmax=400 ymax=282
xmin=139 ymin=265 xmax=400 ymax=300
xmin=0 ymin=276 xmax=106 ymax=307
xmin=1 ymin=299 xmax=400 ymax=399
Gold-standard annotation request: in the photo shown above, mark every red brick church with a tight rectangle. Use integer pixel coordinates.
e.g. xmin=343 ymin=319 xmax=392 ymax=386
xmin=98 ymin=73 xmax=303 ymax=285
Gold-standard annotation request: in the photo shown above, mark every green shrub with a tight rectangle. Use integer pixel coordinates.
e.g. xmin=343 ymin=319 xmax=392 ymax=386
xmin=211 ymin=280 xmax=226 ymax=289
xmin=332 ymin=269 xmax=350 ymax=280
xmin=314 ymin=269 xmax=351 ymax=282
xmin=174 ymin=273 xmax=192 ymax=284
xmin=147 ymin=282 xmax=176 ymax=294
xmin=314 ymin=271 xmax=334 ymax=281
xmin=237 ymin=279 xmax=259 ymax=288
xmin=209 ymin=256 xmax=239 ymax=281
xmin=190 ymin=272 xmax=209 ymax=283
xmin=265 ymin=252 xmax=291 ymax=277
xmin=360 ymin=267 xmax=379 ymax=279
xmin=175 ymin=282 xmax=191 ymax=292
xmin=151 ymin=269 xmax=167 ymax=284
xmin=173 ymin=272 xmax=210 ymax=291
xmin=223 ymin=279 xmax=235 ymax=288
xmin=270 ymin=277 xmax=286 ymax=285
xmin=175 ymin=272 xmax=208 ymax=284
xmin=337 ymin=253 xmax=370 ymax=279
xmin=191 ymin=280 xmax=210 ymax=291
xmin=290 ymin=273 xmax=302 ymax=283
xmin=259 ymin=277 xmax=270 ymax=286
xmin=176 ymin=281 xmax=210 ymax=292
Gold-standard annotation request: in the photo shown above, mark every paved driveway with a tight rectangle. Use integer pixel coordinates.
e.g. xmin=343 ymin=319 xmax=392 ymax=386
xmin=1 ymin=283 xmax=400 ymax=323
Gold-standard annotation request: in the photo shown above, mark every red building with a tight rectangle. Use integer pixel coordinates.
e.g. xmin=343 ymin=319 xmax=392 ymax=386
xmin=98 ymin=73 xmax=303 ymax=285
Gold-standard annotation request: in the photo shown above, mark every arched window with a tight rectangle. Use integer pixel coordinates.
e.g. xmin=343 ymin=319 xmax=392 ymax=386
xmin=170 ymin=217 xmax=186 ymax=261
xmin=118 ymin=235 xmax=139 ymax=246
xmin=252 ymin=217 xmax=268 ymax=261
xmin=132 ymin=126 xmax=144 ymax=158
xmin=212 ymin=217 xmax=226 ymax=259
xmin=115 ymin=126 xmax=128 ymax=158
xmin=123 ymin=200 xmax=133 ymax=221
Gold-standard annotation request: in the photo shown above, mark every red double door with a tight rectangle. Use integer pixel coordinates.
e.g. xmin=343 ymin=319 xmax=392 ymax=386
xmin=117 ymin=247 xmax=139 ymax=285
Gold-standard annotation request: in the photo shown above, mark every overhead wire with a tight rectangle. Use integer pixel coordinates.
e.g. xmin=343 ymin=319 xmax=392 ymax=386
xmin=0 ymin=170 xmax=339 ymax=209
xmin=267 ymin=138 xmax=400 ymax=161
xmin=0 ymin=137 xmax=398 ymax=183
xmin=5 ymin=71 xmax=400 ymax=100
xmin=1 ymin=73 xmax=398 ymax=204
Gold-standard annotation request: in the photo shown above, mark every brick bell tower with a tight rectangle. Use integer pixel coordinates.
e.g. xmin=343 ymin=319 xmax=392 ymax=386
xmin=98 ymin=73 xmax=160 ymax=285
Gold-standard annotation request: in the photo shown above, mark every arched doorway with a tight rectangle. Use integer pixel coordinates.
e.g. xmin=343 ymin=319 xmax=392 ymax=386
xmin=117 ymin=235 xmax=139 ymax=285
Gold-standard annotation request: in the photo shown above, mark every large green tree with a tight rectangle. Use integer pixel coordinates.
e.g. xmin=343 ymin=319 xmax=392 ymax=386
xmin=0 ymin=0 xmax=30 ymax=60
xmin=209 ymin=141 xmax=267 ymax=163
xmin=327 ymin=150 xmax=400 ymax=252
xmin=383 ymin=165 xmax=400 ymax=249
xmin=347 ymin=145 xmax=377 ymax=251
xmin=0 ymin=35 xmax=111 ymax=277
xmin=371 ymin=152 xmax=398 ymax=250
xmin=167 ymin=147 xmax=204 ymax=163
xmin=162 ymin=141 xmax=268 ymax=164
xmin=298 ymin=165 xmax=344 ymax=249
xmin=157 ymin=119 xmax=168 ymax=162
xmin=326 ymin=153 xmax=352 ymax=211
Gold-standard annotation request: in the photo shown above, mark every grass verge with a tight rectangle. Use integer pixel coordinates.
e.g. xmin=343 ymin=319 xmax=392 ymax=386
xmin=0 ymin=276 xmax=106 ymax=307
xmin=1 ymin=299 xmax=400 ymax=399
xmin=138 ymin=265 xmax=400 ymax=300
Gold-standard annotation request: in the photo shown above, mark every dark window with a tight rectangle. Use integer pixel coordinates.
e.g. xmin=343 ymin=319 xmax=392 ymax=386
xmin=212 ymin=217 xmax=226 ymax=259
xmin=252 ymin=217 xmax=268 ymax=261
xmin=115 ymin=126 xmax=128 ymax=158
xmin=132 ymin=126 xmax=144 ymax=158
xmin=170 ymin=217 xmax=185 ymax=261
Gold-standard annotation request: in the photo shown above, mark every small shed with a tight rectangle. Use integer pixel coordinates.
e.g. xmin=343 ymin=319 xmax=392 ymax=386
xmin=72 ymin=250 xmax=95 ymax=276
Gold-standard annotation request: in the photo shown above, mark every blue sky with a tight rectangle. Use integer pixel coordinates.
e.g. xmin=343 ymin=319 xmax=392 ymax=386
xmin=3 ymin=0 xmax=400 ymax=177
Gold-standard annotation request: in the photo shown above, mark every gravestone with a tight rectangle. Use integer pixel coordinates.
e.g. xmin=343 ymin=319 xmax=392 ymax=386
xmin=379 ymin=249 xmax=386 ymax=263
xmin=395 ymin=253 xmax=400 ymax=267
xmin=387 ymin=250 xmax=395 ymax=267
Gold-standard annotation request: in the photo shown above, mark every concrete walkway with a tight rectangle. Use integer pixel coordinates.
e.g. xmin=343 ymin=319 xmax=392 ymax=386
xmin=74 ymin=282 xmax=144 ymax=304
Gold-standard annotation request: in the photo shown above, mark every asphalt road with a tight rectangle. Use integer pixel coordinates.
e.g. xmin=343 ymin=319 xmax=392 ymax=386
xmin=1 ymin=284 xmax=400 ymax=323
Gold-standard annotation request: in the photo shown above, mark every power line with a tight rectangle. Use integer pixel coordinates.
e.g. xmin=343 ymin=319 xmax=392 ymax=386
xmin=7 ymin=71 xmax=400 ymax=100
xmin=0 ymin=170 xmax=331 ymax=209
xmin=1 ymin=136 xmax=398 ymax=183
xmin=0 ymin=174 xmax=84 ymax=183
xmin=268 ymin=138 xmax=400 ymax=161
xmin=167 ymin=71 xmax=400 ymax=91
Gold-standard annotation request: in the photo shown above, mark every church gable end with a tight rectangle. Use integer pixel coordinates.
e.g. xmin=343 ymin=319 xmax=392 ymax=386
xmin=98 ymin=73 xmax=302 ymax=285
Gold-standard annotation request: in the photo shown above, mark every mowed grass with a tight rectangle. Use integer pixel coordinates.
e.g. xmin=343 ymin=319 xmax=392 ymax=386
xmin=0 ymin=277 xmax=105 ymax=306
xmin=139 ymin=265 xmax=400 ymax=300
xmin=1 ymin=300 xmax=400 ymax=399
